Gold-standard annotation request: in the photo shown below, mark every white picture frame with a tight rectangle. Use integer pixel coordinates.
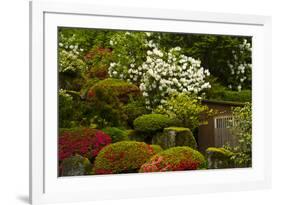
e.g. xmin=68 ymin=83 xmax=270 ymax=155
xmin=29 ymin=0 xmax=272 ymax=204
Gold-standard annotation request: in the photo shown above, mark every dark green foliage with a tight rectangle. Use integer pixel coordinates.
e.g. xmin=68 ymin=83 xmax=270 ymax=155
xmin=123 ymin=98 xmax=149 ymax=127
xmin=152 ymin=127 xmax=197 ymax=150
xmin=102 ymin=127 xmax=129 ymax=143
xmin=87 ymin=86 xmax=127 ymax=128
xmin=126 ymin=129 xmax=148 ymax=142
xmin=139 ymin=146 xmax=207 ymax=172
xmin=60 ymin=155 xmax=92 ymax=176
xmin=206 ymin=147 xmax=234 ymax=169
xmin=205 ymin=82 xmax=251 ymax=102
xmin=133 ymin=114 xmax=175 ymax=133
xmin=93 ymin=141 xmax=158 ymax=174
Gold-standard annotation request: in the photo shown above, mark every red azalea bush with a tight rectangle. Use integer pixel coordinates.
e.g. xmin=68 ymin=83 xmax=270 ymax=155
xmin=59 ymin=128 xmax=111 ymax=161
xmin=93 ymin=141 xmax=159 ymax=174
xmin=139 ymin=146 xmax=207 ymax=173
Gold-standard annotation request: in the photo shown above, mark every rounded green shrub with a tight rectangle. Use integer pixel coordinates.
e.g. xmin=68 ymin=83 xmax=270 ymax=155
xmin=60 ymin=155 xmax=92 ymax=176
xmin=206 ymin=147 xmax=234 ymax=169
xmin=93 ymin=141 xmax=158 ymax=174
xmin=140 ymin=146 xmax=207 ymax=173
xmin=102 ymin=127 xmax=129 ymax=143
xmin=133 ymin=114 xmax=174 ymax=133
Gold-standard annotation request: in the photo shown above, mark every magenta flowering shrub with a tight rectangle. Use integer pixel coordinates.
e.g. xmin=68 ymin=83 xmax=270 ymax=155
xmin=59 ymin=128 xmax=111 ymax=161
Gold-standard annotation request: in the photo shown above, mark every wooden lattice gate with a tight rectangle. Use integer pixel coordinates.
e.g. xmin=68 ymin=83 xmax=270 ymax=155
xmin=214 ymin=115 xmax=237 ymax=147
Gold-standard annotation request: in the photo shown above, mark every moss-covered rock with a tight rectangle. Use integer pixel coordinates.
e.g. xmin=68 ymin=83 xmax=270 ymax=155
xmin=206 ymin=147 xmax=234 ymax=169
xmin=139 ymin=146 xmax=207 ymax=173
xmin=87 ymin=78 xmax=140 ymax=102
xmin=152 ymin=127 xmax=197 ymax=150
xmin=93 ymin=141 xmax=158 ymax=174
xmin=133 ymin=114 xmax=174 ymax=133
xmin=60 ymin=155 xmax=92 ymax=176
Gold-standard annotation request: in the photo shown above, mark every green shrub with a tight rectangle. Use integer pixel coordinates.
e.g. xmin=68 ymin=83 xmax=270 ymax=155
xmin=206 ymin=84 xmax=251 ymax=102
xmin=150 ymin=144 xmax=163 ymax=153
xmin=152 ymin=127 xmax=197 ymax=150
xmin=206 ymin=147 xmax=234 ymax=169
xmin=60 ymin=155 xmax=92 ymax=176
xmin=133 ymin=114 xmax=175 ymax=133
xmin=102 ymin=127 xmax=129 ymax=143
xmin=86 ymin=86 xmax=127 ymax=127
xmin=139 ymin=146 xmax=207 ymax=172
xmin=228 ymin=103 xmax=252 ymax=167
xmin=155 ymin=93 xmax=213 ymax=131
xmin=87 ymin=78 xmax=140 ymax=102
xmin=123 ymin=99 xmax=149 ymax=127
xmin=93 ymin=141 xmax=158 ymax=174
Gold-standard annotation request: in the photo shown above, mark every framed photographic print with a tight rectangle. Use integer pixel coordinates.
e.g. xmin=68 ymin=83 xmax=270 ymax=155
xmin=30 ymin=0 xmax=272 ymax=204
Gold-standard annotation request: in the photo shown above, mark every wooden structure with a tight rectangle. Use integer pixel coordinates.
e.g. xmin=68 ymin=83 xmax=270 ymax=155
xmin=198 ymin=100 xmax=245 ymax=153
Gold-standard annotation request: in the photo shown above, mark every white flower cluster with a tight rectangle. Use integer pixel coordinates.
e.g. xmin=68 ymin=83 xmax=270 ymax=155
xmin=59 ymin=34 xmax=84 ymax=54
xmin=110 ymin=47 xmax=211 ymax=109
xmin=107 ymin=33 xmax=211 ymax=109
xmin=138 ymin=47 xmax=211 ymax=109
xmin=58 ymin=34 xmax=87 ymax=73
xmin=227 ymin=39 xmax=252 ymax=91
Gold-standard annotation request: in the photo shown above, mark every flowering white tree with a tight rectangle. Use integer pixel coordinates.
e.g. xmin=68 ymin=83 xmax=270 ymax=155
xmin=227 ymin=39 xmax=252 ymax=91
xmin=108 ymin=32 xmax=211 ymax=109
xmin=58 ymin=33 xmax=87 ymax=73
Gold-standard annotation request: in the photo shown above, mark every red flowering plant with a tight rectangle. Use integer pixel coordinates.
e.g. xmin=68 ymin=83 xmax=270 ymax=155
xmin=139 ymin=146 xmax=207 ymax=173
xmin=93 ymin=141 xmax=160 ymax=175
xmin=59 ymin=128 xmax=111 ymax=162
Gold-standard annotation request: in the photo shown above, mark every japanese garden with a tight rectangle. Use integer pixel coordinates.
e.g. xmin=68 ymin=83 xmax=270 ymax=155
xmin=58 ymin=28 xmax=252 ymax=176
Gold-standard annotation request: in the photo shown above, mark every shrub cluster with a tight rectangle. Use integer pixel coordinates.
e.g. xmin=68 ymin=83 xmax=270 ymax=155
xmin=59 ymin=128 xmax=111 ymax=161
xmin=87 ymin=78 xmax=140 ymax=102
xmin=206 ymin=83 xmax=251 ymax=102
xmin=101 ymin=127 xmax=129 ymax=143
xmin=133 ymin=114 xmax=174 ymax=133
xmin=93 ymin=141 xmax=158 ymax=174
xmin=140 ymin=146 xmax=207 ymax=172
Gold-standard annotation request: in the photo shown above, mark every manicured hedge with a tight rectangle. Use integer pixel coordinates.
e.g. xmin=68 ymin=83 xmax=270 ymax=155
xmin=139 ymin=146 xmax=207 ymax=172
xmin=93 ymin=141 xmax=158 ymax=174
xmin=207 ymin=89 xmax=251 ymax=102
xmin=60 ymin=155 xmax=92 ymax=176
xmin=59 ymin=128 xmax=111 ymax=161
xmin=133 ymin=114 xmax=174 ymax=133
